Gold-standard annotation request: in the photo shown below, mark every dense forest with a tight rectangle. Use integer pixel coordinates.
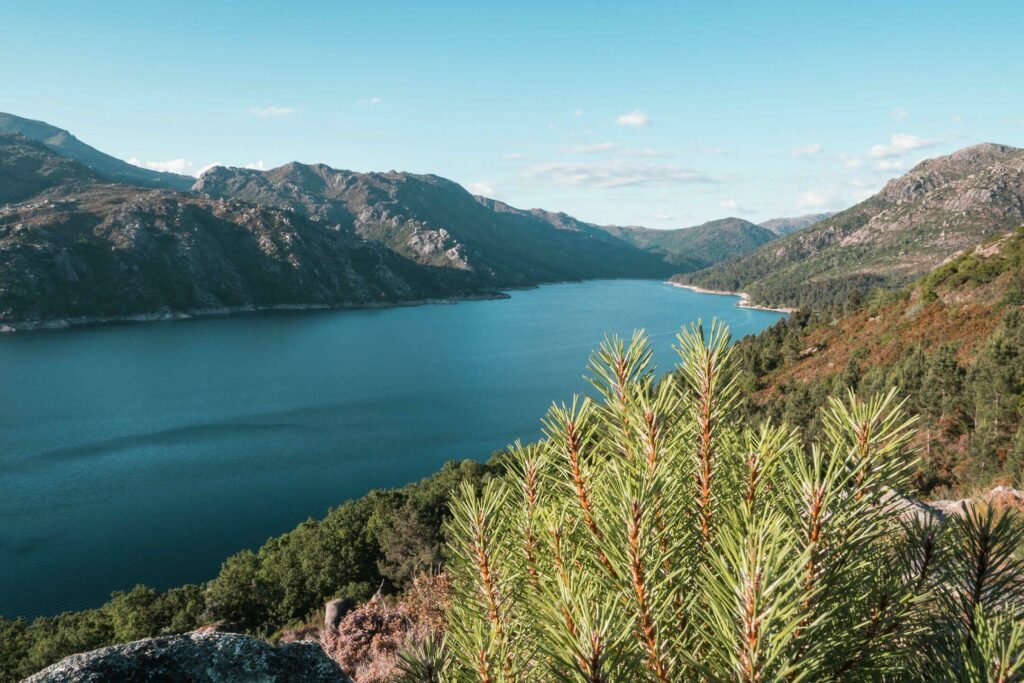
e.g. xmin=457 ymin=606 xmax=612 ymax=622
xmin=5 ymin=231 xmax=1024 ymax=681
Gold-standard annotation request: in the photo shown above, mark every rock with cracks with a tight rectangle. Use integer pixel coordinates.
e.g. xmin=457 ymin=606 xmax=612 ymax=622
xmin=24 ymin=631 xmax=352 ymax=682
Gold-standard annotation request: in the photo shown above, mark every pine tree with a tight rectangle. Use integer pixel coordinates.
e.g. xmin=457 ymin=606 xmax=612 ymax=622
xmin=432 ymin=322 xmax=1024 ymax=682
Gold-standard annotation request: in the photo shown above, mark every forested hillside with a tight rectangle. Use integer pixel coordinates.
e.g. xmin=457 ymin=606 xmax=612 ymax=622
xmin=732 ymin=228 xmax=1024 ymax=493
xmin=0 ymin=459 xmax=502 ymax=681
xmin=596 ymin=217 xmax=777 ymax=269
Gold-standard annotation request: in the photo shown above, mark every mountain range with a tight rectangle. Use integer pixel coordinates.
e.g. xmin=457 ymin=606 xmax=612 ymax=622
xmin=4 ymin=110 xmax=1024 ymax=328
xmin=0 ymin=111 xmax=811 ymax=329
xmin=676 ymin=143 xmax=1024 ymax=308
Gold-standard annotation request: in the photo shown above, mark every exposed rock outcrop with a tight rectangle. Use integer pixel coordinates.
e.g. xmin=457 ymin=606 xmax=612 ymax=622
xmin=24 ymin=631 xmax=352 ymax=682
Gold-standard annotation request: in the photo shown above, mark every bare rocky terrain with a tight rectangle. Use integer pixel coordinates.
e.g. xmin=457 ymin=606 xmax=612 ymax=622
xmin=24 ymin=631 xmax=351 ymax=682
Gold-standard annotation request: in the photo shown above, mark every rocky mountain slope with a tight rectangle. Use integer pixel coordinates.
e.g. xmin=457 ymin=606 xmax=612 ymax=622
xmin=193 ymin=164 xmax=678 ymax=286
xmin=758 ymin=211 xmax=834 ymax=235
xmin=597 ymin=217 xmax=778 ymax=270
xmin=676 ymin=143 xmax=1024 ymax=308
xmin=0 ymin=136 xmax=490 ymax=329
xmin=0 ymin=112 xmax=194 ymax=191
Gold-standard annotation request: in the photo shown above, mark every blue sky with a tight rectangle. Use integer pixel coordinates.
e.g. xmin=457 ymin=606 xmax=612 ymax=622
xmin=3 ymin=1 xmax=1023 ymax=226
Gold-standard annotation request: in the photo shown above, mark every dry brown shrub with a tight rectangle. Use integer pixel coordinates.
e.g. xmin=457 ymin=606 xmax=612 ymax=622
xmin=320 ymin=573 xmax=450 ymax=683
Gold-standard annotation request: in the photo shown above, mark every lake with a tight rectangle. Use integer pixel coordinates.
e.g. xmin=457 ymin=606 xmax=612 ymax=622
xmin=0 ymin=280 xmax=785 ymax=618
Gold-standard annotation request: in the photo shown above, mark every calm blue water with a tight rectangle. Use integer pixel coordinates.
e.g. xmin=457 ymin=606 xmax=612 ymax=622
xmin=0 ymin=280 xmax=784 ymax=618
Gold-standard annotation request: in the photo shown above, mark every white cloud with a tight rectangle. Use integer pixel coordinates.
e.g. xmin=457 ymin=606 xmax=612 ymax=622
xmin=524 ymin=159 xmax=716 ymax=189
xmin=130 ymin=158 xmax=266 ymax=178
xmin=195 ymin=162 xmax=223 ymax=177
xmin=572 ymin=108 xmax=585 ymax=117
xmin=622 ymin=148 xmax=673 ymax=158
xmin=796 ymin=190 xmax=837 ymax=210
xmin=719 ymin=198 xmax=756 ymax=215
xmin=564 ymin=142 xmax=619 ymax=154
xmin=951 ymin=114 xmax=963 ymax=124
xmin=873 ymin=159 xmax=906 ymax=172
xmin=692 ymin=145 xmax=725 ymax=155
xmin=128 ymin=158 xmax=194 ymax=175
xmin=249 ymin=105 xmax=295 ymax=117
xmin=839 ymin=154 xmax=863 ymax=169
xmin=890 ymin=106 xmax=909 ymax=120
xmin=868 ymin=133 xmax=938 ymax=159
xmin=503 ymin=152 xmax=530 ymax=160
xmin=467 ymin=181 xmax=496 ymax=197
xmin=791 ymin=143 xmax=823 ymax=157
xmin=652 ymin=212 xmax=675 ymax=221
xmin=616 ymin=109 xmax=651 ymax=127
xmin=357 ymin=97 xmax=382 ymax=106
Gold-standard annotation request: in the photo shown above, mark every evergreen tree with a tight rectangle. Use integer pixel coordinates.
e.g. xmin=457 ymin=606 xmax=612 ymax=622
xmin=436 ymin=323 xmax=1024 ymax=681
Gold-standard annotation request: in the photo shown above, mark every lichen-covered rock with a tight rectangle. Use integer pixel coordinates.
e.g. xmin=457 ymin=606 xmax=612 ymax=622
xmin=24 ymin=631 xmax=352 ymax=682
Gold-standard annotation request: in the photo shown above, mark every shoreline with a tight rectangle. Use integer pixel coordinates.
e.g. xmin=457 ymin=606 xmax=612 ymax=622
xmin=1 ymin=279 xmax=794 ymax=333
xmin=666 ymin=281 xmax=797 ymax=314
xmin=0 ymin=292 xmax=511 ymax=333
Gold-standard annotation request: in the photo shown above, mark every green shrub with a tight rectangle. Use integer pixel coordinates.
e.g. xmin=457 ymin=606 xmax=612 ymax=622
xmin=440 ymin=323 xmax=1024 ymax=681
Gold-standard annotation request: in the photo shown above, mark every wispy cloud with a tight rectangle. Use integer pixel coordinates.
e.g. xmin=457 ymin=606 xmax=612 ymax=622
xmin=719 ymin=198 xmax=756 ymax=215
xmin=128 ymin=158 xmax=195 ymax=175
xmin=839 ymin=154 xmax=863 ymax=169
xmin=873 ymin=159 xmax=906 ymax=172
xmin=524 ymin=159 xmax=716 ymax=189
xmin=616 ymin=109 xmax=651 ymax=127
xmin=195 ymin=161 xmax=223 ymax=176
xmin=357 ymin=97 xmax=382 ymax=106
xmin=791 ymin=143 xmax=823 ymax=157
xmin=796 ymin=190 xmax=830 ymax=209
xmin=868 ymin=133 xmax=938 ymax=159
xmin=249 ymin=105 xmax=296 ymax=117
xmin=466 ymin=181 xmax=496 ymax=197
xmin=652 ymin=212 xmax=675 ymax=221
xmin=564 ymin=142 xmax=619 ymax=154
xmin=130 ymin=158 xmax=267 ymax=178
xmin=890 ymin=106 xmax=909 ymax=120
xmin=572 ymin=108 xmax=585 ymax=117
xmin=503 ymin=152 xmax=530 ymax=160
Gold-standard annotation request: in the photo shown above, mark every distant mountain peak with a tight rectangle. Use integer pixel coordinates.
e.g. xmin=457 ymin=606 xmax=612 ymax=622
xmin=679 ymin=141 xmax=1024 ymax=308
xmin=758 ymin=212 xmax=834 ymax=235
xmin=0 ymin=112 xmax=194 ymax=191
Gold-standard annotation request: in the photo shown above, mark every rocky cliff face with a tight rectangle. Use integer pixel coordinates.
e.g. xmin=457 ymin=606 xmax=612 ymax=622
xmin=195 ymin=164 xmax=678 ymax=287
xmin=0 ymin=136 xmax=488 ymax=329
xmin=24 ymin=631 xmax=352 ymax=682
xmin=678 ymin=143 xmax=1024 ymax=308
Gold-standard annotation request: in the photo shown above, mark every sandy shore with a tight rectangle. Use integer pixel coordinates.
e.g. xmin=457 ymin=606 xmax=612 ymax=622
xmin=666 ymin=282 xmax=796 ymax=314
